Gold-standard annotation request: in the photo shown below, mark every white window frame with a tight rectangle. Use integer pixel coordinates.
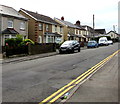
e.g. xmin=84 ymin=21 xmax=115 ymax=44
xmin=39 ymin=23 xmax=43 ymax=30
xmin=38 ymin=36 xmax=42 ymax=43
xmin=4 ymin=35 xmax=10 ymax=40
xmin=20 ymin=22 xmax=25 ymax=30
xmin=47 ymin=36 xmax=54 ymax=43
xmin=4 ymin=34 xmax=16 ymax=40
xmin=11 ymin=35 xmax=16 ymax=38
xmin=46 ymin=24 xmax=49 ymax=31
xmin=8 ymin=20 xmax=13 ymax=28
xmin=55 ymin=25 xmax=57 ymax=32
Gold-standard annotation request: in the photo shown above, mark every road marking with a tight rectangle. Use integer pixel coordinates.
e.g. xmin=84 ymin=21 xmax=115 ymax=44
xmin=39 ymin=49 xmax=120 ymax=104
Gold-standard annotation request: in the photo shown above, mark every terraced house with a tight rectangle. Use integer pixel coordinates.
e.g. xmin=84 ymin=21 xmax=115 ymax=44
xmin=19 ymin=8 xmax=63 ymax=43
xmin=82 ymin=25 xmax=95 ymax=41
xmin=75 ymin=20 xmax=86 ymax=42
xmin=0 ymin=5 xmax=28 ymax=46
xmin=54 ymin=17 xmax=86 ymax=43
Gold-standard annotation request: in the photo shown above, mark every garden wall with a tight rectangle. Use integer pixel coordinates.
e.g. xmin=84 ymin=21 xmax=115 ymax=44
xmin=3 ymin=43 xmax=59 ymax=57
xmin=28 ymin=43 xmax=57 ymax=55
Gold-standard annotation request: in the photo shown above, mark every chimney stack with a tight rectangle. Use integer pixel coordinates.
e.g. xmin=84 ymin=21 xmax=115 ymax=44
xmin=76 ymin=20 xmax=81 ymax=26
xmin=61 ymin=16 xmax=64 ymax=21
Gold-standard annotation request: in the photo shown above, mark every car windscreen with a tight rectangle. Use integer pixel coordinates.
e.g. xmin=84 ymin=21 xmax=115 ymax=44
xmin=88 ymin=42 xmax=95 ymax=44
xmin=100 ymin=40 xmax=105 ymax=41
xmin=62 ymin=41 xmax=73 ymax=45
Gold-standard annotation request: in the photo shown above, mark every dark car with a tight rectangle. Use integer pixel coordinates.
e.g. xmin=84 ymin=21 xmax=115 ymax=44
xmin=87 ymin=40 xmax=99 ymax=48
xmin=59 ymin=40 xmax=80 ymax=53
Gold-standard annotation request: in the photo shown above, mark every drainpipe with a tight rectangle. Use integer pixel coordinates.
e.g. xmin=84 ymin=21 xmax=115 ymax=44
xmin=42 ymin=23 xmax=45 ymax=43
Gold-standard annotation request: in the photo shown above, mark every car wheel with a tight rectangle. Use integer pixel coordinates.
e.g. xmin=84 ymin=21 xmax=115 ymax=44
xmin=71 ymin=48 xmax=74 ymax=53
xmin=59 ymin=50 xmax=63 ymax=54
xmin=78 ymin=47 xmax=80 ymax=52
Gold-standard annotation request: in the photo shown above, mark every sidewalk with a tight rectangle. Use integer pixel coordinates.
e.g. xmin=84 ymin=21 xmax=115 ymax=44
xmin=2 ymin=47 xmax=87 ymax=64
xmin=65 ymin=52 xmax=118 ymax=103
xmin=0 ymin=54 xmax=2 ymax=60
xmin=2 ymin=52 xmax=58 ymax=64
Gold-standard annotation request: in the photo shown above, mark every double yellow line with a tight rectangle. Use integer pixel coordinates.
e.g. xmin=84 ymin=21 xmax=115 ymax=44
xmin=39 ymin=49 xmax=120 ymax=104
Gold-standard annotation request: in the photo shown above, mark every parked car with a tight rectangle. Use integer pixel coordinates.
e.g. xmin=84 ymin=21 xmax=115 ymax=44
xmin=98 ymin=37 xmax=109 ymax=46
xmin=108 ymin=40 xmax=113 ymax=45
xmin=87 ymin=40 xmax=99 ymax=48
xmin=59 ymin=40 xmax=80 ymax=53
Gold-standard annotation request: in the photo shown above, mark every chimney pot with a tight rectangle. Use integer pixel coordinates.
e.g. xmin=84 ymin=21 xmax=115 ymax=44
xmin=76 ymin=20 xmax=80 ymax=26
xmin=61 ymin=16 xmax=64 ymax=21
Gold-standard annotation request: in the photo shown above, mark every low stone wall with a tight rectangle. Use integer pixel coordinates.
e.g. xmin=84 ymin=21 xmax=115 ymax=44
xmin=28 ymin=43 xmax=56 ymax=55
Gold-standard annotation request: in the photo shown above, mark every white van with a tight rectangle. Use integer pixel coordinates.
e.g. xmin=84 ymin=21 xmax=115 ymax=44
xmin=98 ymin=37 xmax=109 ymax=46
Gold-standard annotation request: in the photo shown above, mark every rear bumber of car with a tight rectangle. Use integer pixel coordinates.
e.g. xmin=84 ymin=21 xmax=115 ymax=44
xmin=99 ymin=42 xmax=108 ymax=46
xmin=87 ymin=45 xmax=95 ymax=48
xmin=87 ymin=43 xmax=98 ymax=48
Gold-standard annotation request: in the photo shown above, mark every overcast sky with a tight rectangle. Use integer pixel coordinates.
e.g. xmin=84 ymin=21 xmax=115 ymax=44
xmin=1 ymin=0 xmax=119 ymax=33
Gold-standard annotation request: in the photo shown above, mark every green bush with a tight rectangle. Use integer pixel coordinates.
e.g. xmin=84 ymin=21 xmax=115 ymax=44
xmin=24 ymin=39 xmax=35 ymax=44
xmin=5 ymin=35 xmax=23 ymax=47
xmin=16 ymin=35 xmax=23 ymax=44
xmin=5 ymin=34 xmax=35 ymax=47
xmin=5 ymin=38 xmax=16 ymax=47
xmin=18 ymin=39 xmax=35 ymax=46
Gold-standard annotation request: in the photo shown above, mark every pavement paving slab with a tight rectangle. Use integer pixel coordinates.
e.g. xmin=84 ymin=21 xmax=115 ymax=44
xmin=66 ymin=53 xmax=119 ymax=103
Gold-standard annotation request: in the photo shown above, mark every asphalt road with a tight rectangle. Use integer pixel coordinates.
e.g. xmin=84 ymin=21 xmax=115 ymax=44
xmin=2 ymin=43 xmax=119 ymax=102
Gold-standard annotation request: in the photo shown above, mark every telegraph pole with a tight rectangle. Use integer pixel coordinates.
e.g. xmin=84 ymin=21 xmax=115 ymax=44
xmin=113 ymin=25 xmax=117 ymax=33
xmin=93 ymin=14 xmax=95 ymax=29
xmin=93 ymin=14 xmax=95 ymax=37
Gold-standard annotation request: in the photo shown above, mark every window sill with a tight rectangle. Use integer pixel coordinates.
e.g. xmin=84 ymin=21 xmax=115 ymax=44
xmin=20 ymin=29 xmax=25 ymax=31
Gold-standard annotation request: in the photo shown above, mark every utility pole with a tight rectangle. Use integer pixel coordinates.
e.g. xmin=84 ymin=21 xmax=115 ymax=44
xmin=113 ymin=25 xmax=117 ymax=33
xmin=93 ymin=14 xmax=95 ymax=37
xmin=93 ymin=14 xmax=95 ymax=29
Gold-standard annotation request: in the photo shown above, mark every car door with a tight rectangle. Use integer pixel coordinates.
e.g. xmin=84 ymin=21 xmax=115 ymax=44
xmin=74 ymin=41 xmax=79 ymax=50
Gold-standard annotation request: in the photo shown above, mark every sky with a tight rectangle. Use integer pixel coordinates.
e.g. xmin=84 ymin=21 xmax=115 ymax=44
xmin=1 ymin=0 xmax=119 ymax=33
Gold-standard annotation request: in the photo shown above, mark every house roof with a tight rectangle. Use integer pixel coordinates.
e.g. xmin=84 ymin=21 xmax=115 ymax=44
xmin=82 ymin=25 xmax=94 ymax=32
xmin=55 ymin=18 xmax=77 ymax=28
xmin=95 ymin=29 xmax=106 ymax=34
xmin=0 ymin=5 xmax=27 ymax=20
xmin=75 ymin=25 xmax=86 ymax=30
xmin=106 ymin=30 xmax=119 ymax=35
xmin=20 ymin=8 xmax=62 ymax=26
xmin=2 ymin=28 xmax=19 ymax=34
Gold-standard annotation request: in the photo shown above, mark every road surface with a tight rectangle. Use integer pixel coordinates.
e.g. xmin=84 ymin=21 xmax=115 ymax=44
xmin=2 ymin=43 xmax=119 ymax=102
